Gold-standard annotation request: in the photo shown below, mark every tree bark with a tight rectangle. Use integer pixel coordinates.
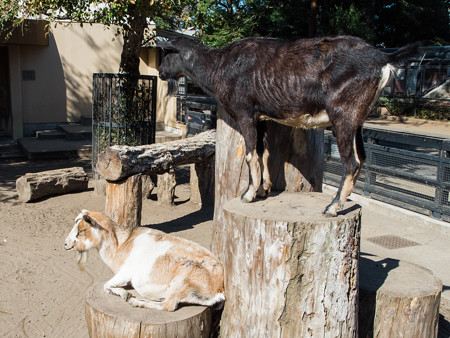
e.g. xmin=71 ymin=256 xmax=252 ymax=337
xmin=213 ymin=192 xmax=361 ymax=337
xmin=212 ymin=107 xmax=323 ymax=253
xmin=15 ymin=167 xmax=88 ymax=202
xmin=359 ymin=255 xmax=442 ymax=338
xmin=97 ymin=129 xmax=216 ymax=181
xmin=157 ymin=168 xmax=176 ymax=205
xmin=85 ymin=283 xmax=212 ymax=338
xmin=105 ymin=174 xmax=142 ymax=228
xmin=190 ymin=155 xmax=215 ymax=207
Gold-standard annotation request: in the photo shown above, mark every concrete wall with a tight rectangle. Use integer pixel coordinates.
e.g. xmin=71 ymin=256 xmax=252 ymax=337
xmin=4 ymin=21 xmax=181 ymax=139
xmin=142 ymin=47 xmax=182 ymax=134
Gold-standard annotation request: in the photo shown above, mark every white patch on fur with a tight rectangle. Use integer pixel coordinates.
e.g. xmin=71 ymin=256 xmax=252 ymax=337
xmin=259 ymin=110 xmax=331 ymax=129
xmin=378 ymin=64 xmax=394 ymax=91
xmin=119 ymin=234 xmax=173 ymax=300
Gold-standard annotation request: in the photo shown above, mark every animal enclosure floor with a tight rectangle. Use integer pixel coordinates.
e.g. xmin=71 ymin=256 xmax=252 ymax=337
xmin=0 ymin=158 xmax=449 ymax=337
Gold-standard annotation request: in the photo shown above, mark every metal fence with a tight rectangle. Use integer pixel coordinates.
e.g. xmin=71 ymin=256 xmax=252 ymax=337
xmin=92 ymin=73 xmax=157 ymax=177
xmin=324 ymin=128 xmax=450 ymax=222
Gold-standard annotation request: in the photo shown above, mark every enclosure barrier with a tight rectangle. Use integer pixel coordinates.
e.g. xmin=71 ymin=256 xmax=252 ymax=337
xmin=92 ymin=73 xmax=157 ymax=178
xmin=324 ymin=127 xmax=450 ymax=222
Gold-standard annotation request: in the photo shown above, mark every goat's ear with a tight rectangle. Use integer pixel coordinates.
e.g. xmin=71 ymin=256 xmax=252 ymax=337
xmin=155 ymin=37 xmax=179 ymax=51
xmin=82 ymin=214 xmax=103 ymax=230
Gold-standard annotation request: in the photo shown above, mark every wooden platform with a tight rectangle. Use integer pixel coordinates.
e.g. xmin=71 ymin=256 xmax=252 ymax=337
xmin=85 ymin=283 xmax=212 ymax=338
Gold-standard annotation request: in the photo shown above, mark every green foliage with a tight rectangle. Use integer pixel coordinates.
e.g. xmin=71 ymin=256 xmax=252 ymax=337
xmin=379 ymin=98 xmax=449 ymax=121
xmin=328 ymin=4 xmax=375 ymax=41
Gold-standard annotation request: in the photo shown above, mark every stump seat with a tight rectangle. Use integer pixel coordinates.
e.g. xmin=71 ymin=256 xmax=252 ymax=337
xmin=85 ymin=283 xmax=212 ymax=338
xmin=213 ymin=192 xmax=361 ymax=337
xmin=359 ymin=254 xmax=442 ymax=338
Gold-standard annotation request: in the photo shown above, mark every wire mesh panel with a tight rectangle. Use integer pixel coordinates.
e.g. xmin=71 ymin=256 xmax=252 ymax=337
xmin=92 ymin=73 xmax=157 ymax=177
xmin=323 ymin=129 xmax=450 ymax=221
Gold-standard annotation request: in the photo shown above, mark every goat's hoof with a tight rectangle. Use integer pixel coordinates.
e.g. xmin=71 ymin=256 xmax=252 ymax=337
xmin=256 ymin=186 xmax=270 ymax=199
xmin=323 ymin=204 xmax=338 ymax=217
xmin=241 ymin=187 xmax=256 ymax=203
xmin=128 ymin=297 xmax=140 ymax=307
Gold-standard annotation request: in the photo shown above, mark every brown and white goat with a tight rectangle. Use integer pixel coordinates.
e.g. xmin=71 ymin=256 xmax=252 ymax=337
xmin=156 ymin=34 xmax=420 ymax=216
xmin=64 ymin=210 xmax=225 ymax=311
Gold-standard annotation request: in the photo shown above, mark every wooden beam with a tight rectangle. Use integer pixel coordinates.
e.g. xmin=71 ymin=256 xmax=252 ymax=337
xmin=96 ymin=129 xmax=216 ymax=181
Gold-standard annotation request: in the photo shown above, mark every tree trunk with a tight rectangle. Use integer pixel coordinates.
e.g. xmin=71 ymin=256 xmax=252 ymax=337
xmin=96 ymin=129 xmax=216 ymax=181
xmin=105 ymin=174 xmax=142 ymax=228
xmin=85 ymin=283 xmax=212 ymax=338
xmin=214 ymin=192 xmax=361 ymax=337
xmin=359 ymin=255 xmax=442 ymax=338
xmin=212 ymin=107 xmax=323 ymax=252
xmin=119 ymin=4 xmax=147 ymax=76
xmin=15 ymin=167 xmax=88 ymax=202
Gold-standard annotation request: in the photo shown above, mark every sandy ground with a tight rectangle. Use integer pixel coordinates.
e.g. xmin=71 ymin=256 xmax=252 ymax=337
xmin=0 ymin=159 xmax=214 ymax=338
xmin=1 ymin=157 xmax=449 ymax=337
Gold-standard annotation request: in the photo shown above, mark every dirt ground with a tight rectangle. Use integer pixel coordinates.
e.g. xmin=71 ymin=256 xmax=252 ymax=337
xmin=0 ymin=159 xmax=214 ymax=338
xmin=1 ymin=157 xmax=449 ymax=337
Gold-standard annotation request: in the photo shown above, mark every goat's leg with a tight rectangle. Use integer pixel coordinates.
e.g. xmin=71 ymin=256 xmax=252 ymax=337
xmin=104 ymin=273 xmax=132 ymax=302
xmin=256 ymin=121 xmax=272 ymax=198
xmin=323 ymin=126 xmax=365 ymax=217
xmin=239 ymin=117 xmax=262 ymax=203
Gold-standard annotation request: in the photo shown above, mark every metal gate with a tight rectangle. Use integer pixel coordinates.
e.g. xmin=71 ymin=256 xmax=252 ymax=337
xmin=324 ymin=128 xmax=450 ymax=222
xmin=92 ymin=73 xmax=157 ymax=177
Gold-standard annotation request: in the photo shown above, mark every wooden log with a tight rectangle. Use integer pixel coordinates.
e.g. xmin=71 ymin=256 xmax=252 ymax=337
xmin=212 ymin=107 xmax=324 ymax=255
xmin=105 ymin=174 xmax=142 ymax=228
xmin=141 ymin=174 xmax=155 ymax=199
xmin=15 ymin=167 xmax=88 ymax=202
xmin=359 ymin=254 xmax=442 ymax=338
xmin=85 ymin=283 xmax=212 ymax=338
xmin=96 ymin=129 xmax=216 ymax=181
xmin=213 ymin=192 xmax=361 ymax=337
xmin=157 ymin=168 xmax=176 ymax=205
xmin=190 ymin=155 xmax=215 ymax=207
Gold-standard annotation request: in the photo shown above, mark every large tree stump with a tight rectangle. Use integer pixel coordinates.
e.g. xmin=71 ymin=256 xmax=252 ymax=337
xmin=105 ymin=174 xmax=142 ymax=228
xmin=85 ymin=283 xmax=212 ymax=338
xmin=359 ymin=254 xmax=442 ymax=338
xmin=213 ymin=192 xmax=361 ymax=337
xmin=15 ymin=167 xmax=88 ymax=202
xmin=212 ymin=108 xmax=324 ymax=251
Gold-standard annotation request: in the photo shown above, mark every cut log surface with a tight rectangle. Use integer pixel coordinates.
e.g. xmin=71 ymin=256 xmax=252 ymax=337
xmin=15 ymin=167 xmax=88 ymax=202
xmin=359 ymin=254 xmax=442 ymax=338
xmin=85 ymin=283 xmax=212 ymax=338
xmin=96 ymin=129 xmax=216 ymax=181
xmin=213 ymin=192 xmax=361 ymax=338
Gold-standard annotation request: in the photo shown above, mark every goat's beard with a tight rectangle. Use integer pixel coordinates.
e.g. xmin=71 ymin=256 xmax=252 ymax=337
xmin=166 ymin=78 xmax=179 ymax=96
xmin=77 ymin=251 xmax=88 ymax=271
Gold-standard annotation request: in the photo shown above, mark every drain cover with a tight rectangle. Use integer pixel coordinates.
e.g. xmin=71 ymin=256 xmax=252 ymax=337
xmin=367 ymin=235 xmax=420 ymax=250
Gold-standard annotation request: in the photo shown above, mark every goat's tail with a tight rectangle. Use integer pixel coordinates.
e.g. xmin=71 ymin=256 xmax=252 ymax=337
xmin=386 ymin=42 xmax=423 ymax=67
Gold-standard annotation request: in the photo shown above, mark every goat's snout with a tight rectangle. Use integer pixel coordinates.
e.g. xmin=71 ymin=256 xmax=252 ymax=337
xmin=64 ymin=240 xmax=74 ymax=251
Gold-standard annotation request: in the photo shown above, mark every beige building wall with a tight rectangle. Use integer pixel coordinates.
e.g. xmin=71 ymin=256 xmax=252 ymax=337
xmin=142 ymin=47 xmax=183 ymax=134
xmin=5 ymin=21 xmax=181 ymax=139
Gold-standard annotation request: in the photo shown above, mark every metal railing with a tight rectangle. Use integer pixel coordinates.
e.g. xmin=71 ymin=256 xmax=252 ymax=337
xmin=92 ymin=73 xmax=157 ymax=177
xmin=324 ymin=128 xmax=450 ymax=222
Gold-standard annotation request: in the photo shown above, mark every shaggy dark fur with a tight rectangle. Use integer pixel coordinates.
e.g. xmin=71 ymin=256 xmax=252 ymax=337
xmin=157 ymin=34 xmax=420 ymax=216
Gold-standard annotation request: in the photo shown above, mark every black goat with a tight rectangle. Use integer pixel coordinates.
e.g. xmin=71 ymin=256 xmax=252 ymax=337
xmin=156 ymin=35 xmax=420 ymax=216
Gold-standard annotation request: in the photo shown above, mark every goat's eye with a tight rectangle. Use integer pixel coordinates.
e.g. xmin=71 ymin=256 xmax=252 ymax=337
xmin=78 ymin=230 xmax=86 ymax=236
